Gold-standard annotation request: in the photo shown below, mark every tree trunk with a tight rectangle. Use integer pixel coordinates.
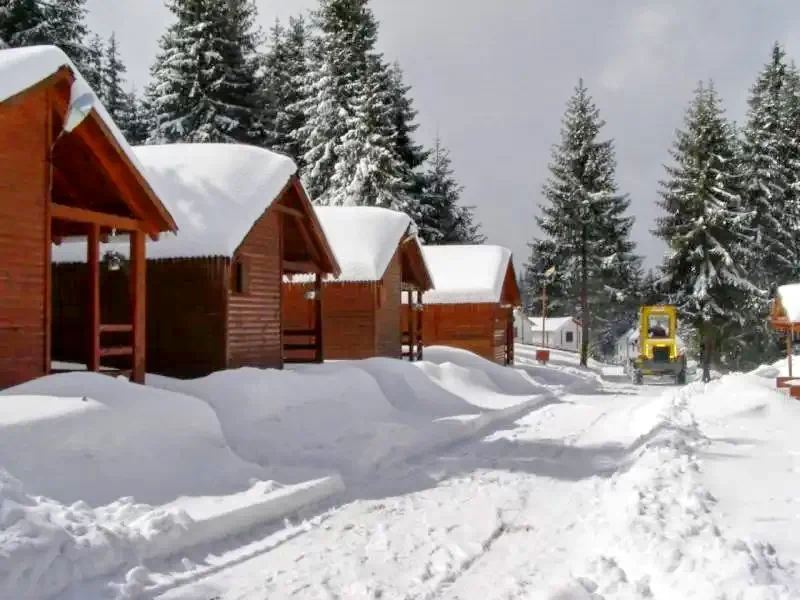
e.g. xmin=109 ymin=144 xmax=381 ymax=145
xmin=580 ymin=229 xmax=589 ymax=367
xmin=702 ymin=326 xmax=712 ymax=383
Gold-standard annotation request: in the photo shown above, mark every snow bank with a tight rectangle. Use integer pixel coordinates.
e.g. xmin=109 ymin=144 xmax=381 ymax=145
xmin=568 ymin=384 xmax=799 ymax=597
xmin=52 ymin=143 xmax=299 ymax=262
xmin=418 ymin=244 xmax=514 ymax=304
xmin=152 ymin=355 xmax=553 ymax=481
xmin=288 ymin=206 xmax=417 ymax=283
xmin=0 ymin=373 xmax=265 ymax=507
xmin=418 ymin=345 xmax=557 ymax=406
xmin=0 ymin=469 xmax=341 ymax=600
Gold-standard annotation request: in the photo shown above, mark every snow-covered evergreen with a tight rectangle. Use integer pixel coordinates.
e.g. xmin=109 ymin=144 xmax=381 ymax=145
xmin=298 ymin=0 xmax=413 ymax=212
xmin=528 ymin=80 xmax=640 ymax=366
xmin=146 ymin=0 xmax=262 ymax=145
xmin=417 ymin=137 xmax=484 ymax=244
xmin=0 ymin=0 xmax=94 ymax=76
xmin=655 ymin=81 xmax=762 ymax=382
xmin=260 ymin=17 xmax=309 ymax=163
xmin=740 ymin=43 xmax=799 ymax=290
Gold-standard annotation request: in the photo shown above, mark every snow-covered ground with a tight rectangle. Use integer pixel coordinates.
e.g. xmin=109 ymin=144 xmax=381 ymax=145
xmin=3 ymin=345 xmax=800 ymax=598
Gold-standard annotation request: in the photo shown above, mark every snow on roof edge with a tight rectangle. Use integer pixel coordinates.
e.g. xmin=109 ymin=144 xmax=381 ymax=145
xmin=419 ymin=244 xmax=514 ymax=305
xmin=778 ymin=283 xmax=800 ymax=322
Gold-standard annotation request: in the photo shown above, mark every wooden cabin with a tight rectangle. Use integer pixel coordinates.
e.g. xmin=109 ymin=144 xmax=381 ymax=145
xmin=52 ymin=143 xmax=339 ymax=378
xmin=408 ymin=245 xmax=521 ymax=365
xmin=0 ymin=46 xmax=177 ymax=389
xmin=283 ymin=207 xmax=433 ymax=362
xmin=770 ymin=283 xmax=800 ymax=395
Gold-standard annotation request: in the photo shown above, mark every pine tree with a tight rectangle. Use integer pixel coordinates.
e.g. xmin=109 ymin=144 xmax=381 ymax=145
xmin=121 ymin=88 xmax=151 ymax=145
xmin=529 ymin=79 xmax=639 ymax=367
xmin=0 ymin=0 xmax=92 ymax=72
xmin=741 ymin=43 xmax=797 ymax=289
xmin=261 ymin=16 xmax=309 ymax=162
xmin=386 ymin=61 xmax=428 ymax=203
xmin=654 ymin=81 xmax=762 ymax=382
xmin=298 ymin=0 xmax=377 ymax=200
xmin=83 ymin=34 xmax=104 ymax=97
xmin=102 ymin=33 xmax=128 ymax=120
xmin=417 ymin=137 xmax=484 ymax=244
xmin=324 ymin=54 xmax=412 ymax=210
xmin=0 ymin=0 xmax=47 ymax=47
xmin=146 ymin=0 xmax=262 ymax=144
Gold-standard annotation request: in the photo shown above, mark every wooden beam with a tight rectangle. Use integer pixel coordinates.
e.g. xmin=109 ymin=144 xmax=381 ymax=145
xmin=88 ymin=224 xmax=100 ymax=372
xmin=130 ymin=230 xmax=146 ymax=384
xmin=75 ymin=116 xmax=170 ymax=237
xmin=294 ymin=216 xmax=324 ymax=268
xmin=282 ymin=259 xmax=320 ymax=274
xmin=273 ymin=203 xmax=305 ymax=219
xmin=51 ymin=202 xmax=143 ymax=232
xmin=408 ymin=290 xmax=416 ymax=362
xmin=416 ymin=289 xmax=424 ymax=361
xmin=314 ymin=272 xmax=323 ymax=363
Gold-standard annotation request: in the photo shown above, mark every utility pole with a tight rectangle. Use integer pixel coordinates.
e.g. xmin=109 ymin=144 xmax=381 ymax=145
xmin=541 ymin=266 xmax=556 ymax=347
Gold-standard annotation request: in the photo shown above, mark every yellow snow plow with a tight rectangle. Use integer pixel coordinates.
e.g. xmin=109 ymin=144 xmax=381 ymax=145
xmin=631 ymin=305 xmax=687 ymax=385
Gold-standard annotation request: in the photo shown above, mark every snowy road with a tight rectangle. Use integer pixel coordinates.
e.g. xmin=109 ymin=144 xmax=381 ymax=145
xmin=149 ymin=373 xmax=663 ymax=600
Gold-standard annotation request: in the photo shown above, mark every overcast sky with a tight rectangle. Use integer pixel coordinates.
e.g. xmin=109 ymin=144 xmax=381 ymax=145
xmin=86 ymin=0 xmax=800 ymax=272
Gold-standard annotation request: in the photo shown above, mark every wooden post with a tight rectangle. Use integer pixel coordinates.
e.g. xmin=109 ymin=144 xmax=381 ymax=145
xmin=408 ymin=290 xmax=416 ymax=362
xmin=314 ymin=272 xmax=323 ymax=363
xmin=130 ymin=230 xmax=146 ymax=383
xmin=507 ymin=308 xmax=514 ymax=366
xmin=416 ymin=289 xmax=423 ymax=361
xmin=87 ymin=224 xmax=100 ymax=372
xmin=790 ymin=324 xmax=794 ymax=379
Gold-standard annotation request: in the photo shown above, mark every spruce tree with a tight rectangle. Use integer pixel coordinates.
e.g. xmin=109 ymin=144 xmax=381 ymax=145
xmin=83 ymin=34 xmax=104 ymax=97
xmin=262 ymin=16 xmax=309 ymax=162
xmin=0 ymin=0 xmax=47 ymax=47
xmin=146 ymin=0 xmax=262 ymax=144
xmin=740 ymin=43 xmax=797 ymax=289
xmin=0 ymin=0 xmax=92 ymax=72
xmin=654 ymin=81 xmax=762 ymax=382
xmin=102 ymin=33 xmax=128 ymax=121
xmin=324 ymin=54 xmax=412 ymax=210
xmin=297 ymin=0 xmax=380 ymax=200
xmin=530 ymin=79 xmax=639 ymax=367
xmin=121 ymin=89 xmax=151 ymax=145
xmin=417 ymin=137 xmax=484 ymax=244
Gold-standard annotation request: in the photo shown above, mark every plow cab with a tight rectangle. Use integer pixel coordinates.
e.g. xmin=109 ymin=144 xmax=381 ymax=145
xmin=631 ymin=305 xmax=687 ymax=385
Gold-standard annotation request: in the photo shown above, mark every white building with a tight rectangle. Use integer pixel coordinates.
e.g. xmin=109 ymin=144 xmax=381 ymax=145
xmin=514 ymin=310 xmax=582 ymax=352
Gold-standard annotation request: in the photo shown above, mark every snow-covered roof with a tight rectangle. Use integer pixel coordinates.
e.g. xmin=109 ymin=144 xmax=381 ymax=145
xmin=528 ymin=317 xmax=576 ymax=332
xmin=288 ymin=206 xmax=416 ymax=283
xmin=421 ymin=245 xmax=515 ymax=305
xmin=52 ymin=143 xmax=299 ymax=262
xmin=0 ymin=46 xmax=163 ymax=217
xmin=777 ymin=284 xmax=800 ymax=322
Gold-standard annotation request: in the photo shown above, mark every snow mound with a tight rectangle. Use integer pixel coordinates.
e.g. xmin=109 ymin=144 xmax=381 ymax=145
xmin=571 ymin=385 xmax=799 ymax=597
xmin=151 ymin=356 xmax=552 ymax=481
xmin=0 ymin=468 xmax=341 ymax=600
xmin=418 ymin=345 xmax=552 ymax=405
xmin=0 ymin=373 xmax=266 ymax=507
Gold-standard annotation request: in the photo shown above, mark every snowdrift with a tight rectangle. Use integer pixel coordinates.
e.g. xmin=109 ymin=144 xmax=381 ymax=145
xmin=0 ymin=373 xmax=265 ymax=506
xmin=152 ymin=355 xmax=553 ymax=481
xmin=559 ymin=377 xmax=800 ymax=597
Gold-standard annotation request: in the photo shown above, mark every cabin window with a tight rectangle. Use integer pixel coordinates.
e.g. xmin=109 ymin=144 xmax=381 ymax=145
xmin=232 ymin=257 xmax=249 ymax=294
xmin=565 ymin=331 xmax=574 ymax=343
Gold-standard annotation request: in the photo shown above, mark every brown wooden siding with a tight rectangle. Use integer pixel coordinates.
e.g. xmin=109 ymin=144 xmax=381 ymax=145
xmin=284 ymin=280 xmax=378 ymax=360
xmin=0 ymin=88 xmax=49 ymax=388
xmin=374 ymin=250 xmax=402 ymax=358
xmin=421 ymin=303 xmax=512 ymax=365
xmin=226 ymin=207 xmax=282 ymax=369
xmin=52 ymin=258 xmax=228 ymax=378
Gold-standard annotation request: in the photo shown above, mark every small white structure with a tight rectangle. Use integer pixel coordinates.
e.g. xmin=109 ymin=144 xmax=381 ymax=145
xmin=514 ymin=311 xmax=581 ymax=352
